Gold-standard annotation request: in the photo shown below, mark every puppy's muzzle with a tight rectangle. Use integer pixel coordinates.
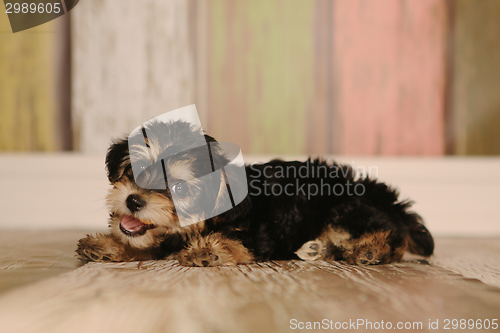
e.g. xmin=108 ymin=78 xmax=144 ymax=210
xmin=120 ymin=194 xmax=156 ymax=237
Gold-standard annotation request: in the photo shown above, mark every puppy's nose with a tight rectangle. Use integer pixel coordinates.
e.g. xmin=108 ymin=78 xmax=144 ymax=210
xmin=126 ymin=194 xmax=146 ymax=212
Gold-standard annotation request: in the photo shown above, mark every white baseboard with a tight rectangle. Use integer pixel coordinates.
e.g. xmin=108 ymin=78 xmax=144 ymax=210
xmin=0 ymin=153 xmax=109 ymax=230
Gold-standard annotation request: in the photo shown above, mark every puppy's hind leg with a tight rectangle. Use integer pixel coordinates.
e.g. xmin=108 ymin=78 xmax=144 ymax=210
xmin=344 ymin=231 xmax=391 ymax=265
xmin=296 ymin=226 xmax=406 ymax=265
xmin=295 ymin=226 xmax=351 ymax=262
xmin=295 ymin=239 xmax=327 ymax=261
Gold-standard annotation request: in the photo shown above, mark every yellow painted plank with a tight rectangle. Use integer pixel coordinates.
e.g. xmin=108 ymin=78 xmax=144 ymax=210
xmin=0 ymin=13 xmax=59 ymax=151
xmin=451 ymin=0 xmax=500 ymax=155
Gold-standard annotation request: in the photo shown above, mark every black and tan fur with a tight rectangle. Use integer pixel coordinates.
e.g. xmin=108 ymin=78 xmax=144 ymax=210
xmin=76 ymin=120 xmax=434 ymax=266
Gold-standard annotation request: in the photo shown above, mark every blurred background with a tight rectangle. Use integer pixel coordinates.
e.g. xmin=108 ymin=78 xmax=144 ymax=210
xmin=1 ymin=0 xmax=499 ymax=156
xmin=1 ymin=0 xmax=499 ymax=234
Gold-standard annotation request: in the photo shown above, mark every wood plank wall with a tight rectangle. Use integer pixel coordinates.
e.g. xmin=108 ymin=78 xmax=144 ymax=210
xmin=71 ymin=0 xmax=197 ymax=154
xmin=332 ymin=0 xmax=448 ymax=155
xmin=0 ymin=10 xmax=71 ymax=151
xmin=204 ymin=0 xmax=449 ymax=155
xmin=4 ymin=0 xmax=499 ymax=155
xmin=450 ymin=0 xmax=500 ymax=155
xmin=205 ymin=0 xmax=314 ymax=155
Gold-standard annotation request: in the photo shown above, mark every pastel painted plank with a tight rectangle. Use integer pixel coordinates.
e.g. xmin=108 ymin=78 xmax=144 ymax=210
xmin=208 ymin=0 xmax=314 ymax=155
xmin=332 ymin=0 xmax=448 ymax=155
xmin=450 ymin=0 xmax=500 ymax=155
xmin=0 ymin=13 xmax=69 ymax=151
xmin=71 ymin=0 xmax=195 ymax=154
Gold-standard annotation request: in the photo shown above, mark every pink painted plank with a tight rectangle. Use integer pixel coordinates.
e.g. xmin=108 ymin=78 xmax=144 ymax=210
xmin=332 ymin=0 xmax=448 ymax=155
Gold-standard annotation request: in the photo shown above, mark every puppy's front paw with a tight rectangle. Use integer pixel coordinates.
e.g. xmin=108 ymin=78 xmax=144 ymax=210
xmin=76 ymin=233 xmax=124 ymax=262
xmin=178 ymin=247 xmax=222 ymax=267
xmin=177 ymin=233 xmax=253 ymax=267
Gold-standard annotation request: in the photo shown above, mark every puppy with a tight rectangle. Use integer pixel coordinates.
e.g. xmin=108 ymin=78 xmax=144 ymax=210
xmin=76 ymin=120 xmax=434 ymax=266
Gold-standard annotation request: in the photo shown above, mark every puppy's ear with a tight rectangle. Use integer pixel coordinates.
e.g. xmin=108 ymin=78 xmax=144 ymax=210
xmin=106 ymin=139 xmax=129 ymax=183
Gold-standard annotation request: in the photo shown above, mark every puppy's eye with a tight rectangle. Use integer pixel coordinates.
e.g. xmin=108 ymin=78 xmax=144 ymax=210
xmin=171 ymin=183 xmax=188 ymax=197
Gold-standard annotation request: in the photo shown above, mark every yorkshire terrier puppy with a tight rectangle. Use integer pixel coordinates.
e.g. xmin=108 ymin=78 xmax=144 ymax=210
xmin=76 ymin=120 xmax=434 ymax=266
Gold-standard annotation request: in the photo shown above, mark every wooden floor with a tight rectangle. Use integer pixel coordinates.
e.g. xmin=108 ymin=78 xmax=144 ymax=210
xmin=0 ymin=231 xmax=499 ymax=333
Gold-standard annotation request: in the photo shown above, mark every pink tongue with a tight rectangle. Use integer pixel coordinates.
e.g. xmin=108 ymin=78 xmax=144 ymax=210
xmin=121 ymin=215 xmax=145 ymax=232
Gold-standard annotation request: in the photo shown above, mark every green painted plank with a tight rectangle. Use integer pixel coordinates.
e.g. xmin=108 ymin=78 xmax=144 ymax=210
xmin=208 ymin=0 xmax=314 ymax=154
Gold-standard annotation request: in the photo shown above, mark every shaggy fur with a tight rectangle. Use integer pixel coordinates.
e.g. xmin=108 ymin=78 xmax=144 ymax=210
xmin=76 ymin=120 xmax=434 ymax=266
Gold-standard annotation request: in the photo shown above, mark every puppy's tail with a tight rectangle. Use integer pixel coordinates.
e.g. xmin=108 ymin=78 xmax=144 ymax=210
xmin=404 ymin=212 xmax=434 ymax=257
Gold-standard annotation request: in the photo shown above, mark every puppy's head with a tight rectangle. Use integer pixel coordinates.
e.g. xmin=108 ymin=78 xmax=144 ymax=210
xmin=105 ymin=120 xmax=230 ymax=249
